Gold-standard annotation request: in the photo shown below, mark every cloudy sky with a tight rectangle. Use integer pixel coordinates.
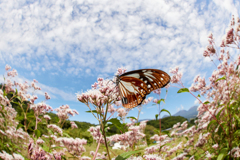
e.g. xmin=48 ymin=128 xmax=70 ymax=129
xmin=0 ymin=0 xmax=239 ymax=124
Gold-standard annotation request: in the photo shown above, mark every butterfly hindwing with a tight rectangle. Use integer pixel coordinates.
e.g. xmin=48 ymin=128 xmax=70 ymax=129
xmin=118 ymin=76 xmax=148 ymax=108
xmin=138 ymin=69 xmax=170 ymax=93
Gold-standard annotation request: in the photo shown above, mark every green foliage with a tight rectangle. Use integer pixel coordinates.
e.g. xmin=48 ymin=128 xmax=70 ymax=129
xmin=115 ymin=150 xmax=143 ymax=160
xmin=145 ymin=125 xmax=157 ymax=145
xmin=73 ymin=121 xmax=95 ymax=131
xmin=160 ymin=109 xmax=171 ymax=116
xmin=177 ymin=88 xmax=189 ymax=93
xmin=65 ymin=128 xmax=94 ymax=144
xmin=46 ymin=112 xmax=59 ymax=124
xmin=108 ymin=118 xmax=127 ymax=134
xmin=147 ymin=116 xmax=188 ymax=130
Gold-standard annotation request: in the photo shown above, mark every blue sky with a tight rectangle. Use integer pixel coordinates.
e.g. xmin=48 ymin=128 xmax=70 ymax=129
xmin=0 ymin=0 xmax=239 ymax=124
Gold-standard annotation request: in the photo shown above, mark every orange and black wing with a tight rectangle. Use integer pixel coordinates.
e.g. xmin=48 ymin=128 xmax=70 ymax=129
xmin=118 ymin=69 xmax=171 ymax=108
xmin=118 ymin=76 xmax=148 ymax=108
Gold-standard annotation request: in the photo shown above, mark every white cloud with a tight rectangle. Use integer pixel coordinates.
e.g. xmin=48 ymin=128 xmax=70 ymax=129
xmin=0 ymin=74 xmax=76 ymax=101
xmin=177 ymin=105 xmax=184 ymax=111
xmin=194 ymin=99 xmax=199 ymax=105
xmin=30 ymin=71 xmax=35 ymax=76
xmin=0 ymin=0 xmax=239 ymax=82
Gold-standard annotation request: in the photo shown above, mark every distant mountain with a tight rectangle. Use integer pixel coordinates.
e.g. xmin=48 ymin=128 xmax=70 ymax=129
xmin=162 ymin=106 xmax=198 ymax=120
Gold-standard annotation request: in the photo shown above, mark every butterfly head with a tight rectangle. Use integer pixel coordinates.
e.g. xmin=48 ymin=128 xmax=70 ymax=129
xmin=115 ymin=74 xmax=120 ymax=85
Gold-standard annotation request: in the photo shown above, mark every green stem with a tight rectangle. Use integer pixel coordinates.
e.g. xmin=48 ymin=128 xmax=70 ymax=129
xmin=102 ymin=102 xmax=111 ymax=160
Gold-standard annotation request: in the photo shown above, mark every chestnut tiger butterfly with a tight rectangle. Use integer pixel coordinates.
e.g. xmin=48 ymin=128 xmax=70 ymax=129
xmin=116 ymin=69 xmax=171 ymax=109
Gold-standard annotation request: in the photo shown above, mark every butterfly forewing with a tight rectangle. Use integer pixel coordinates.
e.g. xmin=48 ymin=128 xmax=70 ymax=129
xmin=118 ymin=69 xmax=171 ymax=108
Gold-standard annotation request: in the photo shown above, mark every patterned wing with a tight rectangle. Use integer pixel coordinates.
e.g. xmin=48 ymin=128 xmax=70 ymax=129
xmin=121 ymin=69 xmax=171 ymax=94
xmin=118 ymin=76 xmax=148 ymax=108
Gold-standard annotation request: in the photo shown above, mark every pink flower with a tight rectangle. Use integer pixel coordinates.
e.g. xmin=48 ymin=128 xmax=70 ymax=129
xmin=70 ymin=121 xmax=78 ymax=129
xmin=212 ymin=144 xmax=218 ymax=150
xmin=43 ymin=115 xmax=51 ymax=120
xmin=117 ymin=108 xmax=127 ymax=118
xmin=5 ymin=64 xmax=11 ymax=71
xmin=36 ymin=138 xmax=44 ymax=145
xmin=116 ymin=68 xmax=127 ymax=75
xmin=45 ymin=92 xmax=51 ymax=100
xmin=47 ymin=124 xmax=63 ymax=135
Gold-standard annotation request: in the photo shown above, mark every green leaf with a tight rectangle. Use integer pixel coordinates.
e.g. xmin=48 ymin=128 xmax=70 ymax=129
xmin=234 ymin=114 xmax=240 ymax=123
xmin=108 ymin=118 xmax=122 ymax=127
xmin=203 ymin=101 xmax=210 ymax=104
xmin=155 ymin=114 xmax=158 ymax=121
xmin=216 ymin=76 xmax=226 ymax=82
xmin=197 ymin=94 xmax=201 ymax=97
xmin=154 ymin=129 xmax=160 ymax=135
xmin=3 ymin=89 xmax=7 ymax=96
xmin=157 ymin=99 xmax=165 ymax=104
xmin=11 ymin=102 xmax=21 ymax=106
xmin=108 ymin=118 xmax=125 ymax=132
xmin=177 ymin=88 xmax=189 ymax=93
xmin=34 ymin=129 xmax=41 ymax=139
xmin=234 ymin=130 xmax=240 ymax=138
xmin=63 ymin=132 xmax=71 ymax=138
xmin=85 ymin=110 xmax=98 ymax=114
xmin=185 ymin=137 xmax=188 ymax=141
xmin=61 ymin=155 xmax=67 ymax=160
xmin=218 ymin=124 xmax=224 ymax=135
xmin=42 ymin=145 xmax=50 ymax=152
xmin=162 ymin=130 xmax=170 ymax=137
xmin=207 ymin=120 xmax=217 ymax=131
xmin=17 ymin=123 xmax=24 ymax=130
xmin=216 ymin=107 xmax=225 ymax=121
xmin=160 ymin=109 xmax=171 ymax=116
xmin=217 ymin=148 xmax=228 ymax=160
xmin=126 ymin=117 xmax=137 ymax=120
xmin=115 ymin=150 xmax=142 ymax=160
xmin=16 ymin=96 xmax=22 ymax=101
xmin=51 ymin=146 xmax=65 ymax=150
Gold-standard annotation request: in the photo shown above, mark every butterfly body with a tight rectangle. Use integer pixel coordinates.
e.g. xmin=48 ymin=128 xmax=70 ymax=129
xmin=116 ymin=69 xmax=171 ymax=108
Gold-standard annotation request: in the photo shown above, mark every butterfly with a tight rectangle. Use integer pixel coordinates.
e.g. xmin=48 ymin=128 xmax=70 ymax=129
xmin=116 ymin=69 xmax=171 ymax=108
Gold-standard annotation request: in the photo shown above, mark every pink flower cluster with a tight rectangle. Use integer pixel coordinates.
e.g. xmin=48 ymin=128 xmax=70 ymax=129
xmin=31 ymin=81 xmax=41 ymax=90
xmin=43 ymin=115 xmax=51 ymax=120
xmin=116 ymin=67 xmax=127 ymax=75
xmin=0 ymin=151 xmax=24 ymax=160
xmin=109 ymin=125 xmax=145 ymax=149
xmin=7 ymin=69 xmax=18 ymax=77
xmin=47 ymin=124 xmax=63 ymax=135
xmin=194 ymin=132 xmax=210 ymax=148
xmin=55 ymin=105 xmax=79 ymax=122
xmin=143 ymin=154 xmax=164 ymax=160
xmin=189 ymin=75 xmax=210 ymax=95
xmin=220 ymin=16 xmax=240 ymax=47
xmin=143 ymin=97 xmax=153 ymax=105
xmin=77 ymin=77 xmax=120 ymax=107
xmin=165 ymin=142 xmax=183 ymax=157
xmin=117 ymin=108 xmax=127 ymax=118
xmin=88 ymin=126 xmax=106 ymax=144
xmin=170 ymin=67 xmax=182 ymax=84
xmin=45 ymin=92 xmax=51 ymax=100
xmin=70 ymin=121 xmax=78 ymax=129
xmin=90 ymin=151 xmax=107 ymax=160
xmin=55 ymin=137 xmax=87 ymax=157
xmin=30 ymin=103 xmax=53 ymax=116
xmin=230 ymin=147 xmax=240 ymax=158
